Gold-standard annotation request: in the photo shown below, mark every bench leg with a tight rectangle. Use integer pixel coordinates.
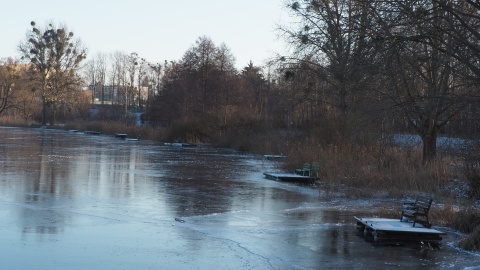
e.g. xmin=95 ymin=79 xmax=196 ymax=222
xmin=400 ymin=212 xmax=409 ymax=222
xmin=423 ymin=216 xmax=431 ymax=228
xmin=412 ymin=215 xmax=431 ymax=228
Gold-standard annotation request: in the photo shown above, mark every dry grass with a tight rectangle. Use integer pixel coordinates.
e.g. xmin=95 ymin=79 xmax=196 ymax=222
xmin=449 ymin=207 xmax=480 ymax=234
xmin=211 ymin=120 xmax=463 ymax=200
xmin=429 ymin=202 xmax=454 ymax=227
xmin=0 ymin=116 xmax=38 ymax=127
xmin=458 ymin=226 xmax=480 ymax=251
xmin=447 ymin=207 xmax=480 ymax=251
xmin=280 ymin=135 xmax=456 ymax=198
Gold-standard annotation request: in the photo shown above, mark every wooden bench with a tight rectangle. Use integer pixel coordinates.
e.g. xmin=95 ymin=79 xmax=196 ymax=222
xmin=306 ymin=162 xmax=320 ymax=179
xmin=295 ymin=163 xmax=311 ymax=175
xmin=400 ymin=197 xmax=433 ymax=228
xmin=294 ymin=162 xmax=320 ymax=179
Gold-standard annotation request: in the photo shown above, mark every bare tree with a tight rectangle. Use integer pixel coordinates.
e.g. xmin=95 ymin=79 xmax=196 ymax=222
xmin=95 ymin=53 xmax=108 ymax=105
xmin=430 ymin=0 xmax=480 ymax=81
xmin=370 ymin=1 xmax=476 ymax=162
xmin=148 ymin=36 xmax=239 ymax=129
xmin=19 ymin=21 xmax=86 ymax=126
xmin=280 ymin=0 xmax=379 ymax=121
xmin=147 ymin=62 xmax=162 ymax=110
xmin=0 ymin=59 xmax=21 ymax=115
xmin=208 ymin=42 xmax=238 ymax=126
xmin=124 ymin=52 xmax=139 ymax=123
xmin=84 ymin=58 xmax=96 ymax=103
xmin=239 ymin=61 xmax=269 ymax=118
xmin=109 ymin=52 xmax=119 ymax=105
xmin=136 ymin=57 xmax=150 ymax=109
xmin=279 ymin=1 xmax=479 ymax=162
xmin=110 ymin=51 xmax=128 ymax=106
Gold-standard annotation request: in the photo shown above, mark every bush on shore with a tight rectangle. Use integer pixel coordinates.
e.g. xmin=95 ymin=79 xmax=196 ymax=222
xmin=458 ymin=226 xmax=480 ymax=251
xmin=448 ymin=207 xmax=480 ymax=251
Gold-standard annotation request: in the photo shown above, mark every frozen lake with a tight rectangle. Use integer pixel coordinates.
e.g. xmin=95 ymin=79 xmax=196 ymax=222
xmin=0 ymin=126 xmax=479 ymax=269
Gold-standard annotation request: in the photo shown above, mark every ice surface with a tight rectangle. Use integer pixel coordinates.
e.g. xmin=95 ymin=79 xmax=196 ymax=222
xmin=0 ymin=127 xmax=479 ymax=269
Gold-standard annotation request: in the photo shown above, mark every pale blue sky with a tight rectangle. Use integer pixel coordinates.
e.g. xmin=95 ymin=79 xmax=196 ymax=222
xmin=1 ymin=0 xmax=290 ymax=69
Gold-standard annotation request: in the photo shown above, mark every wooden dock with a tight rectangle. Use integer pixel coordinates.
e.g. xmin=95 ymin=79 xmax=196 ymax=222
xmin=263 ymin=172 xmax=316 ymax=184
xmin=165 ymin=142 xmax=196 ymax=147
xmin=84 ymin=131 xmax=101 ymax=135
xmin=263 ymin=154 xmax=287 ymax=160
xmin=354 ymin=216 xmax=445 ymax=247
xmin=114 ymin=133 xmax=128 ymax=139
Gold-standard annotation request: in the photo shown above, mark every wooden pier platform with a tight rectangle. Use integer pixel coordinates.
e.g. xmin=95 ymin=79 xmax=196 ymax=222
xmin=354 ymin=216 xmax=445 ymax=247
xmin=114 ymin=133 xmax=128 ymax=139
xmin=263 ymin=154 xmax=287 ymax=160
xmin=84 ymin=131 xmax=101 ymax=135
xmin=263 ymin=172 xmax=316 ymax=184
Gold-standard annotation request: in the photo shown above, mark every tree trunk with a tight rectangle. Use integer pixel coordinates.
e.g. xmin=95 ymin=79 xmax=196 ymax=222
xmin=41 ymin=94 xmax=47 ymax=126
xmin=51 ymin=103 xmax=56 ymax=127
xmin=101 ymin=84 xmax=105 ymax=105
xmin=421 ymin=128 xmax=438 ymax=164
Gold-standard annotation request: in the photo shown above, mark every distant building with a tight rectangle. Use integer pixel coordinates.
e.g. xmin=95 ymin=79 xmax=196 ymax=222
xmin=87 ymin=84 xmax=149 ymax=108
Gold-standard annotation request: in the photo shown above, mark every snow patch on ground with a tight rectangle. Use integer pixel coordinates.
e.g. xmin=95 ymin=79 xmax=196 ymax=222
xmin=392 ymin=134 xmax=470 ymax=149
xmin=442 ymin=179 xmax=472 ymax=199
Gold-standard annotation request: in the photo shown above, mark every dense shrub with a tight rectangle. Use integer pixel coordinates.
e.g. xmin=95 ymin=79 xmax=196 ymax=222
xmin=165 ymin=118 xmax=211 ymax=144
xmin=450 ymin=208 xmax=480 ymax=234
xmin=447 ymin=207 xmax=480 ymax=251
xmin=458 ymin=226 xmax=480 ymax=251
xmin=462 ymin=143 xmax=480 ymax=199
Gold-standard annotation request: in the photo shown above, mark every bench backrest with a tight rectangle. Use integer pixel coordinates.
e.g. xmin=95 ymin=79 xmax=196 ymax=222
xmin=414 ymin=197 xmax=433 ymax=211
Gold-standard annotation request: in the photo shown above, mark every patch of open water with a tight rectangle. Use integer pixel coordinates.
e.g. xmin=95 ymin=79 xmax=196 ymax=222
xmin=0 ymin=127 xmax=479 ymax=269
